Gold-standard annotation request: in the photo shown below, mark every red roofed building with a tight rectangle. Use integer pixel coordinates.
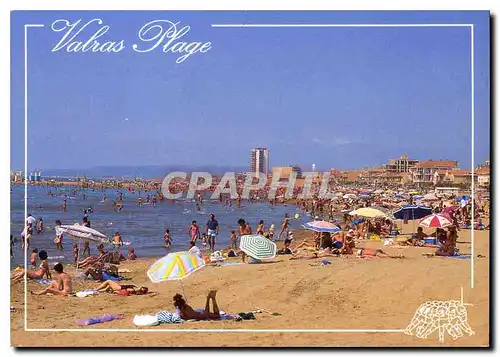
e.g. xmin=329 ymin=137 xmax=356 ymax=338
xmin=411 ymin=159 xmax=459 ymax=184
xmin=476 ymin=164 xmax=490 ymax=187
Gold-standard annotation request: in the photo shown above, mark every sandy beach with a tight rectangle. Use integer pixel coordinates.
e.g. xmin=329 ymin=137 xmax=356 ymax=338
xmin=10 ymin=225 xmax=489 ymax=347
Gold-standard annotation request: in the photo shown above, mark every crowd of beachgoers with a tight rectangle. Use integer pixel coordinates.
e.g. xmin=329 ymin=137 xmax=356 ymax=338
xmin=11 ymin=179 xmax=490 ymax=323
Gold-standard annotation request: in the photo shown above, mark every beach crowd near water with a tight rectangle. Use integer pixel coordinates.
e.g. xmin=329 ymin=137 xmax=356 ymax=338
xmin=10 ymin=174 xmax=490 ymax=333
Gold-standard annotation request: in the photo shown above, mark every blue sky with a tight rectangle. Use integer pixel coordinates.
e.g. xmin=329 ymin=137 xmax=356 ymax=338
xmin=11 ymin=11 xmax=490 ymax=171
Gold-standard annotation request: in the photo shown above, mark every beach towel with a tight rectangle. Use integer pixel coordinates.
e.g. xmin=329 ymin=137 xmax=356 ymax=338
xmin=75 ymin=290 xmax=99 ymax=298
xmin=76 ymin=313 xmax=124 ymax=326
xmin=101 ymin=271 xmax=122 ymax=281
xmin=215 ymin=262 xmax=246 ymax=267
xmin=133 ymin=315 xmax=160 ymax=326
xmin=156 ymin=311 xmax=184 ymax=324
xmin=38 ymin=279 xmax=53 ymax=285
xmin=219 ymin=312 xmax=243 ymax=321
xmin=447 ymin=254 xmax=472 ymax=260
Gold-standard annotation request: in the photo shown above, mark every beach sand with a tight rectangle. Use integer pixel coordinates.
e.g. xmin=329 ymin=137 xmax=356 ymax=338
xmin=10 ymin=225 xmax=489 ymax=347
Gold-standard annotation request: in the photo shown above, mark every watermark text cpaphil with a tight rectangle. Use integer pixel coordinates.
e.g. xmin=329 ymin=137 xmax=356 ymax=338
xmin=50 ymin=19 xmax=212 ymax=63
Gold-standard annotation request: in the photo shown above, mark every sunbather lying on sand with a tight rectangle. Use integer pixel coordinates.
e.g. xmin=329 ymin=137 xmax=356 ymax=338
xmin=356 ymin=248 xmax=404 ymax=259
xmin=290 ymin=247 xmax=337 ymax=260
xmin=30 ymin=263 xmax=72 ymax=296
xmin=95 ymin=280 xmax=149 ymax=295
xmin=292 ymin=240 xmax=318 ymax=252
xmin=173 ymin=291 xmax=221 ymax=321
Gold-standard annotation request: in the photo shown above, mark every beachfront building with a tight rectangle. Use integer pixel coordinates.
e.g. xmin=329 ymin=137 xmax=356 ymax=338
xmin=272 ymin=166 xmax=303 ymax=180
xmin=433 ymin=170 xmax=471 ymax=187
xmin=411 ymin=160 xmax=459 ymax=185
xmin=250 ymin=147 xmax=269 ymax=176
xmin=11 ymin=171 xmax=23 ymax=183
xmin=383 ymin=155 xmax=420 ymax=173
xmin=476 ymin=165 xmax=490 ymax=187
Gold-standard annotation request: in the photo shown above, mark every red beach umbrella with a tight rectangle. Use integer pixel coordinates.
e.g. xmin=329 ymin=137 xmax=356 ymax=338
xmin=419 ymin=213 xmax=453 ymax=228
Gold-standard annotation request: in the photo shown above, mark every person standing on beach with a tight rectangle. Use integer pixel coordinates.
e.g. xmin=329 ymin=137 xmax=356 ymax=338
xmin=54 ymin=220 xmax=64 ymax=250
xmin=237 ymin=219 xmax=252 ymax=262
xmin=36 ymin=218 xmax=44 ymax=234
xmin=256 ymin=220 xmax=265 ymax=235
xmin=206 ymin=214 xmax=219 ymax=251
xmin=189 ymin=221 xmax=200 ymax=244
xmin=278 ymin=214 xmax=290 ymax=241
xmin=164 ymin=229 xmax=172 ymax=249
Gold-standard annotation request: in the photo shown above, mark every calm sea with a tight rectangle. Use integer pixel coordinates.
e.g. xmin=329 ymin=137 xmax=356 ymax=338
xmin=10 ymin=185 xmax=308 ymax=267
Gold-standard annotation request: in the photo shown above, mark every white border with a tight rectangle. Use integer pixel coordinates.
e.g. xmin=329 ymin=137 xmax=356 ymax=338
xmin=21 ymin=22 xmax=476 ymax=333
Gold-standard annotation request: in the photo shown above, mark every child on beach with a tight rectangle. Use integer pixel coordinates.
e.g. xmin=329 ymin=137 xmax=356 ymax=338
xmin=73 ymin=243 xmax=79 ymax=266
xmin=229 ymin=231 xmax=237 ymax=249
xmin=189 ymin=221 xmax=200 ymax=244
xmin=269 ymin=224 xmax=275 ymax=241
xmin=201 ymin=233 xmax=207 ymax=249
xmin=164 ymin=229 xmax=172 ymax=249
xmin=36 ymin=218 xmax=44 ymax=234
xmin=128 ymin=247 xmax=137 ymax=260
xmin=30 ymin=248 xmax=38 ymax=268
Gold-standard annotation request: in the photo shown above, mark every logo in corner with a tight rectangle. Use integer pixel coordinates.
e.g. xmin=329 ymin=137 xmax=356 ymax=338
xmin=404 ymin=287 xmax=475 ymax=342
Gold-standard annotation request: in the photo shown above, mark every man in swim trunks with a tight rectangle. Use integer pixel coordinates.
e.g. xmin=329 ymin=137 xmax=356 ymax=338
xmin=206 ymin=214 xmax=219 ymax=251
xmin=31 ymin=263 xmax=72 ymax=296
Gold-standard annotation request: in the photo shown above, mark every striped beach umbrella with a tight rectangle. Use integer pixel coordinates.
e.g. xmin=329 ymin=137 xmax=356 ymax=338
xmin=419 ymin=214 xmax=453 ymax=228
xmin=302 ymin=220 xmax=341 ymax=233
xmin=147 ymin=251 xmax=205 ymax=283
xmin=59 ymin=225 xmax=109 ymax=244
xmin=239 ymin=235 xmax=277 ymax=260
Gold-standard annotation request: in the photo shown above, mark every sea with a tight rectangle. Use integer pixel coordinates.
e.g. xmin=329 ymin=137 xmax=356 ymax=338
xmin=10 ymin=184 xmax=312 ymax=267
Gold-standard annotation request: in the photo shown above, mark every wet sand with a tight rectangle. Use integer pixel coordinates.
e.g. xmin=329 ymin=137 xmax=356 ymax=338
xmin=10 ymin=225 xmax=490 ymax=347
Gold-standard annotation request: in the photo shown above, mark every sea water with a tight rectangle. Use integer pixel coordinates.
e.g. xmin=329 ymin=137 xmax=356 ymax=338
xmin=10 ymin=185 xmax=311 ymax=267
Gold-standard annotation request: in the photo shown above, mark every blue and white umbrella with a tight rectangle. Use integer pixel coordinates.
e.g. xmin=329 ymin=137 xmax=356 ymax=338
xmin=239 ymin=235 xmax=277 ymax=260
xmin=302 ymin=220 xmax=341 ymax=233
xmin=393 ymin=205 xmax=433 ymax=220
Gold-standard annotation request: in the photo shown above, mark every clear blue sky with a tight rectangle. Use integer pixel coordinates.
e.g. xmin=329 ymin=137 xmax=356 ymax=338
xmin=11 ymin=11 xmax=490 ymax=171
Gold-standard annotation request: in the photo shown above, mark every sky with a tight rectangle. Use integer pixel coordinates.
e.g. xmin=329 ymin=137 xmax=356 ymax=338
xmin=11 ymin=11 xmax=490 ymax=172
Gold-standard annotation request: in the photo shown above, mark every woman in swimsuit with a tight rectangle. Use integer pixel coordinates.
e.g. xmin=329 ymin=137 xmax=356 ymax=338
xmin=256 ymin=220 xmax=265 ymax=235
xmin=11 ymin=250 xmax=51 ymax=282
xmin=356 ymin=248 xmax=404 ymax=259
xmin=95 ymin=280 xmax=149 ymax=295
xmin=173 ymin=291 xmax=221 ymax=321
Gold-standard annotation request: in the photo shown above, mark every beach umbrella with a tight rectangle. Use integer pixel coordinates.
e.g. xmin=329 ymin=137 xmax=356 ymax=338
xmin=373 ymin=189 xmax=384 ymax=194
xmin=408 ymin=190 xmax=419 ymax=195
xmin=343 ymin=193 xmax=356 ymax=199
xmin=393 ymin=205 xmax=433 ymax=221
xmin=239 ymin=234 xmax=277 ymax=260
xmin=349 ymin=207 xmax=388 ymax=218
xmin=59 ymin=224 xmax=108 ymax=244
xmin=419 ymin=213 xmax=453 ymax=228
xmin=413 ymin=195 xmax=424 ymax=201
xmin=456 ymin=195 xmax=471 ymax=202
xmin=302 ymin=220 xmax=341 ymax=233
xmin=358 ymin=193 xmax=371 ymax=199
xmin=147 ymin=251 xmax=205 ymax=283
